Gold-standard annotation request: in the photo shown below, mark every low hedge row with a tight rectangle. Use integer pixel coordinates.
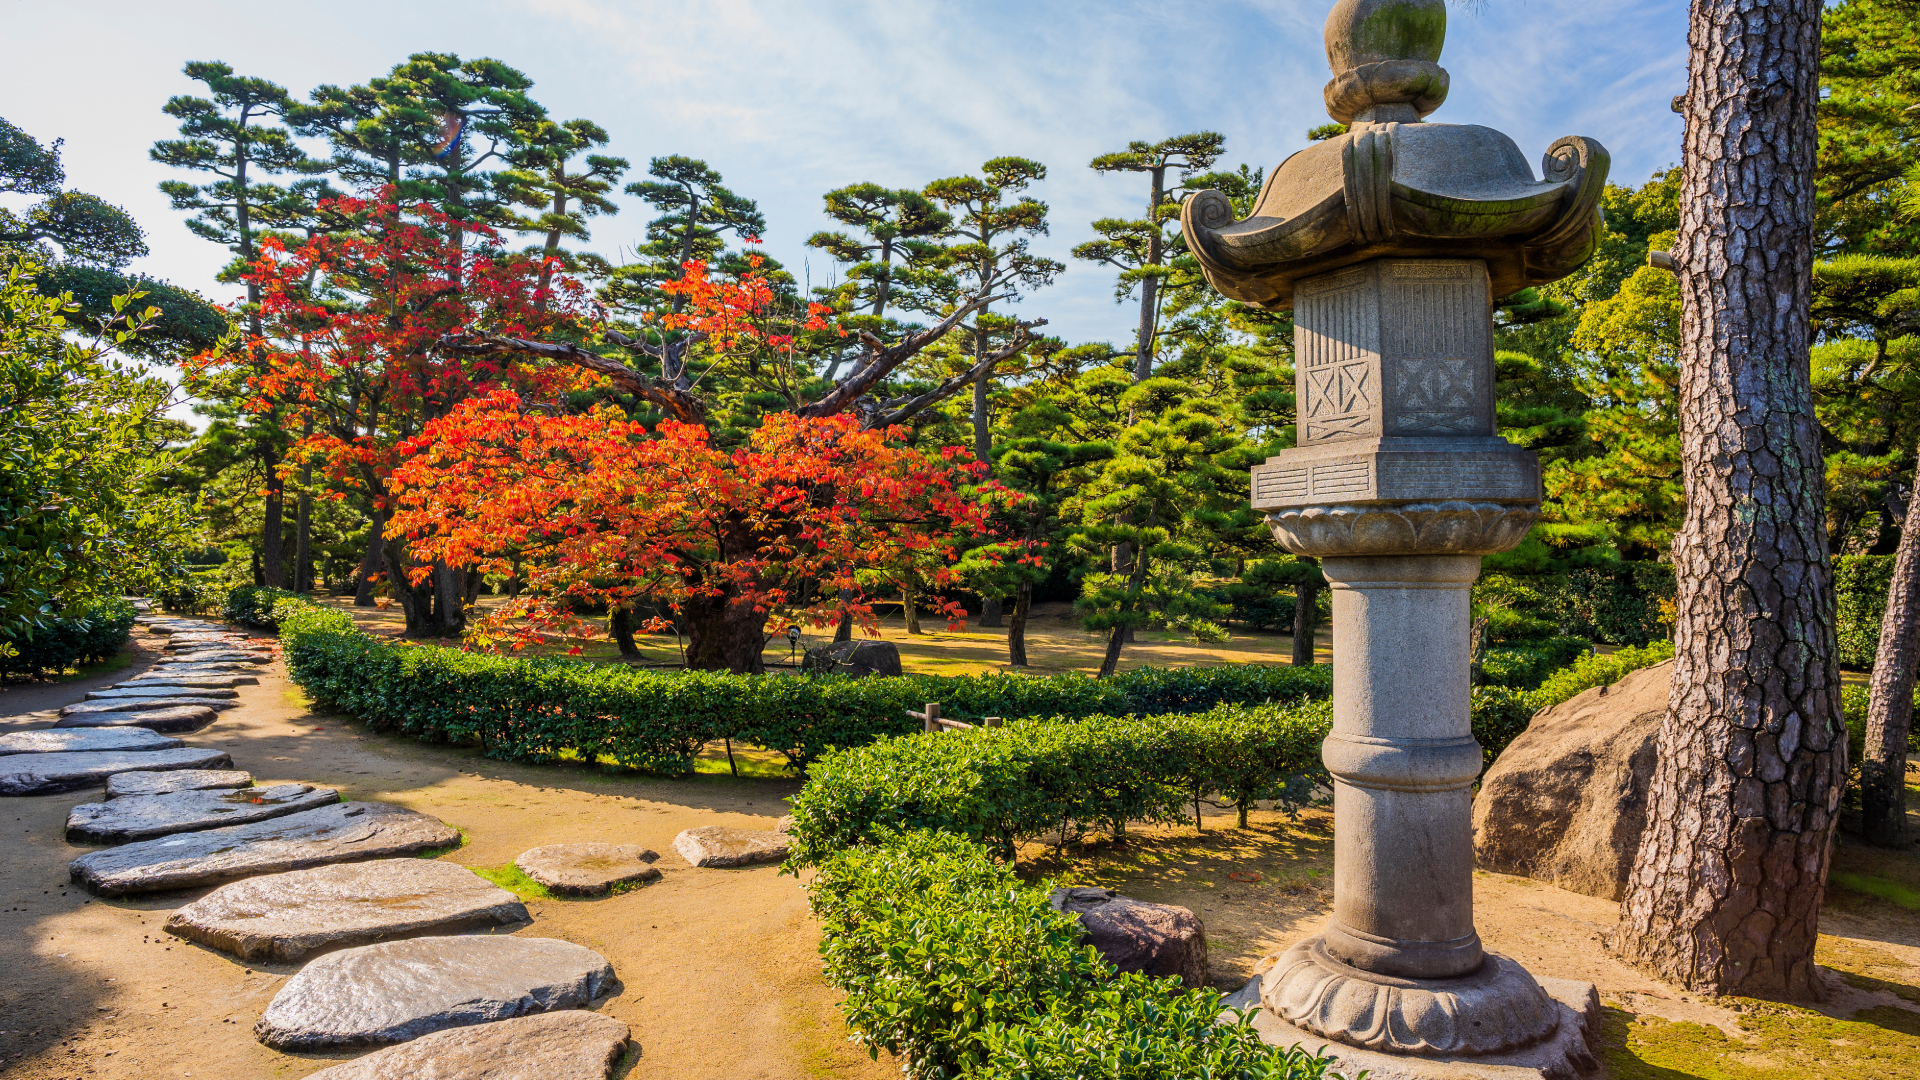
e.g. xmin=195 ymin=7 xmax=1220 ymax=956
xmin=806 ymin=829 xmax=1340 ymax=1080
xmin=275 ymin=604 xmax=1335 ymax=774
xmin=0 ymin=597 xmax=136 ymax=680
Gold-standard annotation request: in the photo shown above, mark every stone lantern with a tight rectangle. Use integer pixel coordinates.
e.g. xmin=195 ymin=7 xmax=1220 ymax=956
xmin=1188 ymin=1 xmax=1609 ymax=1076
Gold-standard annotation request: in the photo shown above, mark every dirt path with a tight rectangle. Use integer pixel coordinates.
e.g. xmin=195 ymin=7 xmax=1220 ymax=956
xmin=0 ymin=624 xmax=894 ymax=1079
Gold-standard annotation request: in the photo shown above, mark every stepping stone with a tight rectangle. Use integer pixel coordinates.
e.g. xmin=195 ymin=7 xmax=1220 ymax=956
xmin=255 ymin=935 xmax=617 ymax=1050
xmin=0 ymin=728 xmax=181 ymax=756
xmin=55 ymin=705 xmax=218 ymax=734
xmin=88 ymin=685 xmax=238 ymax=701
xmin=107 ymin=769 xmax=251 ymax=798
xmin=67 ymin=784 xmax=339 ymax=844
xmin=0 ymin=747 xmax=235 ymax=796
xmin=148 ymin=660 xmax=261 ymax=672
xmin=120 ymin=673 xmax=258 ymax=688
xmin=166 ymin=858 xmax=528 ymax=963
xmin=672 ymin=826 xmax=790 ymax=868
xmin=301 ymin=1011 xmax=630 ymax=1080
xmin=62 ymin=696 xmax=237 ymax=716
xmin=69 ymin=801 xmax=461 ymax=896
xmin=161 ymin=649 xmax=271 ymax=663
xmin=514 ymin=844 xmax=661 ymax=896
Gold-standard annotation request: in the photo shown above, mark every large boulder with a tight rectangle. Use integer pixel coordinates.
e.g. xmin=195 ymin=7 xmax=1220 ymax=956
xmin=1471 ymin=659 xmax=1669 ymax=901
xmin=801 ymin=638 xmax=903 ymax=678
xmin=1049 ymin=886 xmax=1208 ymax=989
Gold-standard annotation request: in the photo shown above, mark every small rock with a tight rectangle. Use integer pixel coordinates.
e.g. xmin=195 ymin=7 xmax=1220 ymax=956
xmin=800 ymin=638 xmax=903 ymax=678
xmin=775 ymin=815 xmax=794 ymax=834
xmin=106 ymin=769 xmax=252 ymax=798
xmin=1049 ymin=886 xmax=1209 ymax=989
xmin=167 ymin=858 xmax=527 ymax=963
xmin=254 ymin=935 xmax=617 ymax=1050
xmin=0 ymin=728 xmax=181 ymax=756
xmin=61 ymin=696 xmax=238 ymax=716
xmin=119 ymin=674 xmax=258 ymax=689
xmin=55 ymin=705 xmax=218 ymax=734
xmin=299 ymin=1011 xmax=629 ymax=1080
xmin=673 ymin=826 xmax=790 ymax=868
xmin=87 ymin=685 xmax=239 ymax=701
xmin=67 ymin=784 xmax=338 ymax=844
xmin=69 ymin=801 xmax=459 ymax=896
xmin=0 ymin=747 xmax=235 ymax=797
xmin=514 ymin=844 xmax=661 ymax=895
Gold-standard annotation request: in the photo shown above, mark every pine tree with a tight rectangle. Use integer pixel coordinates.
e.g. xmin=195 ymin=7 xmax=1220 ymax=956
xmin=499 ymin=118 xmax=628 ymax=299
xmin=1074 ymin=133 xmax=1224 ymax=382
xmin=616 ymin=156 xmax=765 ymax=321
xmin=806 ymin=183 xmax=951 ymax=320
xmin=152 ymin=62 xmax=320 ymax=589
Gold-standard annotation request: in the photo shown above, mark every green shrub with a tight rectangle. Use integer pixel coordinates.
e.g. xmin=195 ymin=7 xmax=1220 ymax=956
xmin=1835 ymin=555 xmax=1896 ymax=670
xmin=223 ymin=585 xmax=307 ymax=629
xmin=1543 ymin=562 xmax=1675 ymax=645
xmin=0 ymin=597 xmax=136 ymax=680
xmin=1529 ymin=640 xmax=1676 ymax=710
xmin=1479 ymin=635 xmax=1593 ymax=690
xmin=1471 ymin=686 xmax=1539 ymax=765
xmin=806 ymin=830 xmax=1336 ymax=1080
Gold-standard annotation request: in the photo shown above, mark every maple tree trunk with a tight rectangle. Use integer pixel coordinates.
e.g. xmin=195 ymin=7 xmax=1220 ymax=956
xmin=379 ymin=540 xmax=434 ymax=637
xmin=1008 ymin=580 xmax=1032 ymax=668
xmin=1861 ymin=466 xmax=1920 ymax=847
xmin=429 ymin=562 xmax=468 ymax=638
xmin=609 ymin=606 xmax=641 ymax=660
xmin=903 ymin=586 xmax=922 ymax=635
xmin=353 ymin=506 xmax=385 ymax=608
xmin=681 ymin=593 xmax=767 ymax=674
xmin=1293 ymin=578 xmax=1321 ymax=667
xmin=1613 ymin=0 xmax=1845 ymax=999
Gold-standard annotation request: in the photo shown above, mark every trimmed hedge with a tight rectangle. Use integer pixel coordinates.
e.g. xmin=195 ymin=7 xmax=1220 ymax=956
xmin=807 ymin=829 xmax=1338 ymax=1080
xmin=1528 ymin=640 xmax=1676 ymax=710
xmin=0 ymin=597 xmax=136 ymax=680
xmin=279 ymin=609 xmax=1334 ymax=774
xmin=1479 ymin=634 xmax=1593 ymax=690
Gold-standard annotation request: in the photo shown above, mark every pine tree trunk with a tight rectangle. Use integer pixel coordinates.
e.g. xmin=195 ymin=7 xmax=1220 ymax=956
xmin=1292 ymin=578 xmax=1321 ymax=667
xmin=1008 ymin=580 xmax=1032 ymax=668
xmin=1613 ymin=0 xmax=1845 ymax=999
xmin=260 ymin=440 xmax=287 ymax=588
xmin=1097 ymin=623 xmax=1127 ymax=679
xmin=1861 ymin=468 xmax=1919 ymax=847
xmin=972 ymin=371 xmax=992 ymax=469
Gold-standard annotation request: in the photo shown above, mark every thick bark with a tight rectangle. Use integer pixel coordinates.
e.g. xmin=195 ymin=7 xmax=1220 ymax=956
xmin=902 ymin=586 xmax=922 ymax=635
xmin=1008 ymin=580 xmax=1033 ymax=668
xmin=379 ymin=539 xmax=434 ymax=637
xmin=1614 ymin=0 xmax=1845 ymax=1000
xmin=681 ymin=594 xmax=767 ymax=674
xmin=1097 ymin=624 xmax=1127 ymax=680
xmin=429 ymin=561 xmax=468 ymax=638
xmin=609 ymin=606 xmax=641 ymax=659
xmin=972 ymin=370 xmax=992 ymax=468
xmin=353 ymin=506 xmax=385 ymax=608
xmin=1862 ymin=473 xmax=1919 ymax=847
xmin=1292 ymin=578 xmax=1321 ymax=667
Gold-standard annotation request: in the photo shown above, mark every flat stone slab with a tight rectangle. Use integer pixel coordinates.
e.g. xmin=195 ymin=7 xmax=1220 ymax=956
xmin=146 ymin=661 xmax=262 ymax=673
xmin=0 ymin=747 xmax=235 ymax=796
xmin=167 ymin=858 xmax=528 ymax=963
xmin=0 ymin=728 xmax=181 ymax=756
xmin=255 ymin=935 xmax=617 ymax=1050
xmin=62 ymin=696 xmax=238 ymax=716
xmin=87 ymin=685 xmax=239 ymax=701
xmin=106 ymin=769 xmax=252 ymax=798
xmin=67 ymin=783 xmax=338 ymax=844
xmin=672 ymin=826 xmax=789 ymax=868
xmin=158 ymin=649 xmax=270 ymax=664
xmin=119 ymin=673 xmax=258 ymax=688
xmin=68 ymin=801 xmax=460 ymax=896
xmin=301 ymin=1011 xmax=630 ymax=1080
xmin=514 ymin=844 xmax=661 ymax=895
xmin=54 ymin=705 xmax=218 ymax=733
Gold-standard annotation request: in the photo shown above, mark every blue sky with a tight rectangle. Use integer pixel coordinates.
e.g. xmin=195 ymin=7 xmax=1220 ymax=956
xmin=6 ymin=0 xmax=1687 ymax=360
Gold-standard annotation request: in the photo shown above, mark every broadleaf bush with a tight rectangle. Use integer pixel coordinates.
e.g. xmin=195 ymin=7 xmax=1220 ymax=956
xmin=0 ymin=596 xmax=135 ymax=680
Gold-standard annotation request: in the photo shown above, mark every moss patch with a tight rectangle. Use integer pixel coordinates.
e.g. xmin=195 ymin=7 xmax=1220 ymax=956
xmin=1600 ymin=999 xmax=1920 ymax=1080
xmin=468 ymin=862 xmax=555 ymax=902
xmin=1831 ymin=870 xmax=1920 ymax=911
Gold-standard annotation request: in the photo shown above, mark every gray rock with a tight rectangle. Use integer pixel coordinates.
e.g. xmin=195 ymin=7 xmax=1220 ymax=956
xmin=144 ymin=662 xmax=261 ymax=675
xmin=0 ymin=747 xmax=235 ymax=796
xmin=163 ymin=633 xmax=248 ymax=645
xmin=300 ymin=1011 xmax=630 ymax=1080
xmin=61 ymin=696 xmax=238 ymax=716
xmin=69 ymin=801 xmax=460 ymax=896
xmin=672 ymin=826 xmax=789 ymax=868
xmin=54 ymin=705 xmax=218 ymax=733
xmin=1472 ymin=660 xmax=1669 ymax=901
xmin=87 ymin=685 xmax=239 ymax=701
xmin=1050 ymin=886 xmax=1209 ymax=990
xmin=67 ymin=783 xmax=338 ymax=843
xmin=167 ymin=858 xmax=528 ymax=963
xmin=161 ymin=647 xmax=271 ymax=661
xmin=255 ymin=935 xmax=617 ymax=1050
xmin=119 ymin=673 xmax=258 ymax=688
xmin=106 ymin=769 xmax=252 ymax=798
xmin=0 ymin=727 xmax=181 ymax=756
xmin=514 ymin=844 xmax=660 ymax=896
xmin=800 ymin=638 xmax=903 ymax=678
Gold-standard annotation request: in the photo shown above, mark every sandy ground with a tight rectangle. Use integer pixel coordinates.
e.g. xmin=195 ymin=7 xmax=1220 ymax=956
xmin=0 ymin=624 xmax=895 ymax=1080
